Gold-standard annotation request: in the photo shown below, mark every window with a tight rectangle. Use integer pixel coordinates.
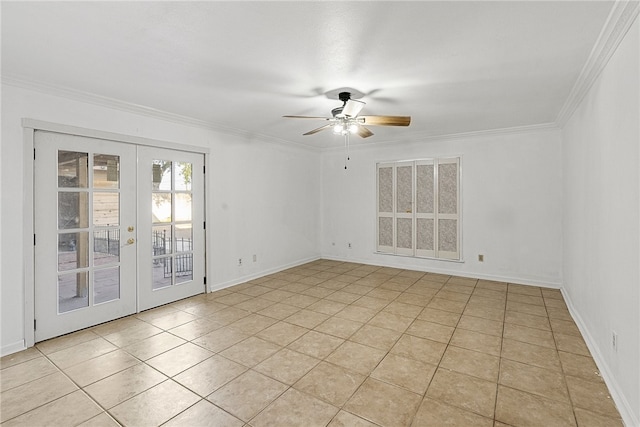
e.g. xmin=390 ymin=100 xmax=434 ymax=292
xmin=376 ymin=157 xmax=461 ymax=260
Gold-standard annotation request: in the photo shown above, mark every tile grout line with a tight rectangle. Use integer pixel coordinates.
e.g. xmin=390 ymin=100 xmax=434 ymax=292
xmin=5 ymin=261 xmax=623 ymax=426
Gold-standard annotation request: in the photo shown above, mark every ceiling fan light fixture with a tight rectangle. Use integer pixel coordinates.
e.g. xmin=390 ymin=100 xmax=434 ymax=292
xmin=349 ymin=124 xmax=359 ymax=134
xmin=333 ymin=124 xmax=344 ymax=134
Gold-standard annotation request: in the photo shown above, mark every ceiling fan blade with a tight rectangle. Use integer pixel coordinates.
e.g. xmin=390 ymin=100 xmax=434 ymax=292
xmin=359 ymin=115 xmax=411 ymax=126
xmin=283 ymin=115 xmax=330 ymax=119
xmin=356 ymin=126 xmax=374 ymax=138
xmin=303 ymin=124 xmax=333 ymax=136
xmin=342 ymin=99 xmax=365 ymax=117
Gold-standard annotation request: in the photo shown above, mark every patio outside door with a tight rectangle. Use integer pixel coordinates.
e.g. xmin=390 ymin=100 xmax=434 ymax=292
xmin=34 ymin=131 xmax=205 ymax=342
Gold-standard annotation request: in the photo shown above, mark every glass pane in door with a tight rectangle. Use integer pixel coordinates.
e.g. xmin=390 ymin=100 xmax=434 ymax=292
xmin=93 ymin=229 xmax=119 ymax=266
xmin=175 ymin=193 xmax=192 ymax=222
xmin=152 ymin=193 xmax=172 ymax=223
xmin=58 ymin=192 xmax=89 ymax=229
xmin=93 ymin=193 xmax=119 ymax=226
xmin=93 ymin=154 xmax=120 ymax=189
xmin=58 ymin=232 xmax=88 ymax=271
xmin=153 ymin=256 xmax=172 ymax=289
xmin=152 ymin=225 xmax=172 ymax=256
xmin=174 ymin=162 xmax=192 ymax=191
xmin=58 ymin=151 xmax=88 ymax=188
xmin=175 ymin=254 xmax=193 ymax=284
xmin=94 ymin=267 xmax=120 ymax=304
xmin=58 ymin=271 xmax=89 ymax=313
xmin=175 ymin=224 xmax=192 ymax=252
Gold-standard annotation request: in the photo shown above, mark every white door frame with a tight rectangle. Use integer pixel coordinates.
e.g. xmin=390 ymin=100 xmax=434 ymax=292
xmin=22 ymin=118 xmax=210 ymax=348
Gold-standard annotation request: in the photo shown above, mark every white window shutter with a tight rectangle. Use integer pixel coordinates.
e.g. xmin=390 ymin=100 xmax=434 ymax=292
xmin=376 ymin=157 xmax=460 ymax=261
xmin=436 ymin=158 xmax=460 ymax=260
xmin=415 ymin=160 xmax=435 ymax=258
xmin=376 ymin=163 xmax=394 ymax=253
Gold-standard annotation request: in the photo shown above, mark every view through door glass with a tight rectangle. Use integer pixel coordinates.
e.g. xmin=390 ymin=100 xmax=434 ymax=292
xmin=57 ymin=151 xmax=123 ymax=312
xmin=151 ymin=159 xmax=194 ymax=289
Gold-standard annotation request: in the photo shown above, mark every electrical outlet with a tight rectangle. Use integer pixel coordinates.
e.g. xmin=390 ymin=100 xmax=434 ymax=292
xmin=612 ymin=331 xmax=618 ymax=351
xmin=238 ymin=258 xmax=242 ymax=266
xmin=348 ymin=242 xmax=352 ymax=249
xmin=478 ymin=254 xmax=484 ymax=262
xmin=253 ymin=254 xmax=257 ymax=262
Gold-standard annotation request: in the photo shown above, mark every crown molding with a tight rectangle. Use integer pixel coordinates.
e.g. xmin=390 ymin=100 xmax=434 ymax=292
xmin=322 ymin=122 xmax=560 ymax=153
xmin=1 ymin=75 xmax=320 ymax=152
xmin=556 ymin=0 xmax=640 ymax=127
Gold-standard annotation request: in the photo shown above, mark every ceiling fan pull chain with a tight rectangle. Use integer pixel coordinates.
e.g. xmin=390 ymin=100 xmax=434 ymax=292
xmin=344 ymin=131 xmax=348 ymax=169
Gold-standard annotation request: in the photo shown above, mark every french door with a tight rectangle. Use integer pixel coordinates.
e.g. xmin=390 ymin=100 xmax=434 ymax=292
xmin=34 ymin=131 xmax=205 ymax=342
xmin=137 ymin=146 xmax=205 ymax=311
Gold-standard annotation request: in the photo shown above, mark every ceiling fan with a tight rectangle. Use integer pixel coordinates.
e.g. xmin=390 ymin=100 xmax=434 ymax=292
xmin=283 ymin=91 xmax=411 ymax=139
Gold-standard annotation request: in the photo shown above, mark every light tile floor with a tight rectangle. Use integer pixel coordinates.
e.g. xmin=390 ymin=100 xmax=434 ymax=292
xmin=0 ymin=260 xmax=624 ymax=426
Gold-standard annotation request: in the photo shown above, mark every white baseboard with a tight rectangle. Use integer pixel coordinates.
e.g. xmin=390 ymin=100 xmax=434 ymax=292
xmin=320 ymin=255 xmax=562 ymax=289
xmin=1 ymin=340 xmax=26 ymax=357
xmin=561 ymin=288 xmax=639 ymax=427
xmin=208 ymin=255 xmax=321 ymax=292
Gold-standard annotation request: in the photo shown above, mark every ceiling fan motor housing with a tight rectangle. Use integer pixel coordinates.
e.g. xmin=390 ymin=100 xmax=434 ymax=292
xmin=331 ymin=92 xmax=353 ymax=117
xmin=338 ymin=91 xmax=352 ymax=103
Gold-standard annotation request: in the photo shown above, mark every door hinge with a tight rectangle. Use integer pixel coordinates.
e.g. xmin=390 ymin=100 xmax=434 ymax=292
xmin=203 ymin=277 xmax=207 ymax=285
xmin=34 ymin=319 xmax=37 ymax=330
xmin=203 ymin=221 xmax=206 ymax=230
xmin=34 ymin=234 xmax=36 ymax=245
xmin=33 ymin=148 xmax=36 ymax=160
xmin=203 ymin=165 xmax=206 ymax=174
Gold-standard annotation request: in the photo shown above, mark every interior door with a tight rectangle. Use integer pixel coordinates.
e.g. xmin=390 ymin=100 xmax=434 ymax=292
xmin=137 ymin=146 xmax=205 ymax=311
xmin=34 ymin=131 xmax=137 ymax=341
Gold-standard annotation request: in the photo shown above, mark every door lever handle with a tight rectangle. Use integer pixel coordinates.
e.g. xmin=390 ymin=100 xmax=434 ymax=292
xmin=127 ymin=238 xmax=135 ymax=244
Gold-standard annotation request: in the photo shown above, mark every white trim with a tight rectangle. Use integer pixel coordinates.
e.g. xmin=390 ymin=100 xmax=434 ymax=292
xmin=1 ymin=340 xmax=27 ymax=357
xmin=23 ymin=127 xmax=36 ymax=349
xmin=321 ymin=255 xmax=561 ymax=289
xmin=326 ymin=123 xmax=560 ymax=151
xmin=22 ymin=119 xmax=209 ymax=155
xmin=4 ymin=77 xmax=320 ymax=152
xmin=556 ymin=0 xmax=640 ymax=127
xmin=561 ymin=288 xmax=639 ymax=427
xmin=208 ymin=255 xmax=321 ymax=292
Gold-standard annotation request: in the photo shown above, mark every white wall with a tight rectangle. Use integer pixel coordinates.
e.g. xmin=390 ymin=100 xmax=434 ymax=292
xmin=208 ymin=132 xmax=321 ymax=287
xmin=320 ymin=128 xmax=563 ymax=287
xmin=0 ymin=83 xmax=321 ymax=355
xmin=561 ymin=17 xmax=639 ymax=426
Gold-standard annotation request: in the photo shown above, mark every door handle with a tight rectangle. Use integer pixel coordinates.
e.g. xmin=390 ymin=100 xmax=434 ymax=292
xmin=127 ymin=238 xmax=135 ymax=244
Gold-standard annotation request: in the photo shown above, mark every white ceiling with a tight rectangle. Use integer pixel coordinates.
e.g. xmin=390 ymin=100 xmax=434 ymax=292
xmin=1 ymin=1 xmax=615 ymax=147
